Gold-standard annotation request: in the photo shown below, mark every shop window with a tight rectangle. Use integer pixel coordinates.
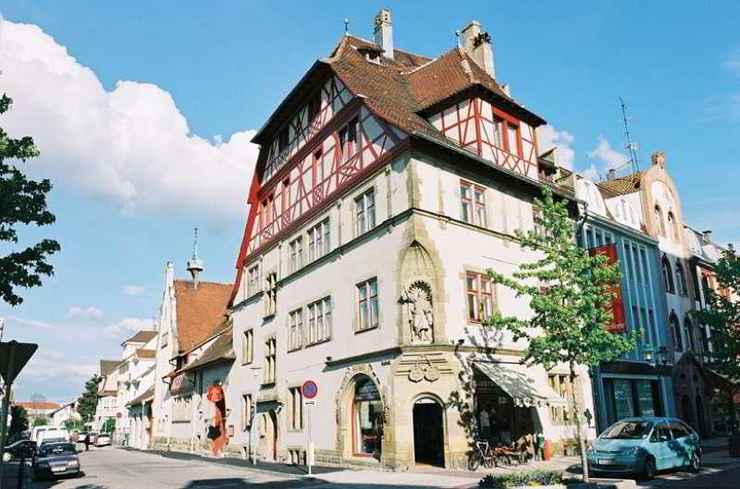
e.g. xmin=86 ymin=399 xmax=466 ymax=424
xmin=603 ymin=378 xmax=662 ymax=425
xmin=356 ymin=278 xmax=379 ymax=332
xmin=288 ymin=386 xmax=304 ymax=431
xmin=466 ymin=272 xmax=494 ymax=322
xmin=288 ymin=308 xmax=303 ymax=352
xmin=353 ymin=377 xmax=383 ymax=456
xmin=242 ymin=329 xmax=254 ymax=365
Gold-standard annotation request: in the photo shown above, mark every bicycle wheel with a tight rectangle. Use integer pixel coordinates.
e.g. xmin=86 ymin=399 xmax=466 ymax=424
xmin=468 ymin=453 xmax=481 ymax=471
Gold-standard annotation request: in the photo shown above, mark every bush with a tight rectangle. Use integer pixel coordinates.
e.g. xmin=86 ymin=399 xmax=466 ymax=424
xmin=479 ymin=470 xmax=562 ymax=488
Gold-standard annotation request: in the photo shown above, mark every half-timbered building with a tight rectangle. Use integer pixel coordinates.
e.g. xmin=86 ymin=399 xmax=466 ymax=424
xmin=227 ymin=10 xmax=594 ymax=469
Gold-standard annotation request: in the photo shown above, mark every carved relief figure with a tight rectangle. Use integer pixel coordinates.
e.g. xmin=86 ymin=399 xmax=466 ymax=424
xmin=402 ymin=281 xmax=434 ymax=344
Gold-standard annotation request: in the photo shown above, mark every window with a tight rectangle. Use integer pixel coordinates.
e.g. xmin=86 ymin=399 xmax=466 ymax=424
xmin=246 ymin=264 xmax=261 ymax=297
xmin=307 ymin=219 xmax=330 ymax=262
xmin=662 ymin=256 xmax=675 ymax=294
xmin=172 ymin=396 xmax=192 ymax=422
xmin=675 ymin=261 xmax=687 ymax=296
xmin=548 ymin=374 xmax=574 ymax=425
xmin=506 ymin=123 xmax=522 ymax=157
xmin=356 ymin=278 xmax=379 ymax=331
xmin=466 ymin=272 xmax=494 ymax=322
xmin=242 ymin=329 xmax=254 ymax=365
xmin=669 ymin=421 xmax=691 ymax=439
xmin=265 ymin=272 xmax=278 ymax=316
xmin=667 ymin=212 xmax=679 ymax=241
xmin=339 ymin=117 xmax=358 ymax=157
xmin=288 ymin=386 xmax=303 ymax=431
xmin=261 ymin=194 xmax=275 ymax=230
xmin=493 ymin=117 xmax=505 ymax=148
xmin=353 ymin=377 xmax=382 ymax=456
xmin=288 ymin=236 xmax=304 ymax=274
xmin=355 ymin=189 xmax=376 ymax=236
xmin=307 ymin=297 xmax=332 ymax=345
xmin=654 ymin=205 xmax=665 ymax=237
xmin=684 ymin=316 xmax=696 ymax=351
xmin=263 ymin=338 xmax=276 ymax=385
xmin=603 ymin=378 xmax=663 ymax=425
xmin=460 ymin=181 xmax=486 ymax=226
xmin=241 ymin=394 xmax=253 ymax=431
xmin=288 ymin=308 xmax=303 ymax=352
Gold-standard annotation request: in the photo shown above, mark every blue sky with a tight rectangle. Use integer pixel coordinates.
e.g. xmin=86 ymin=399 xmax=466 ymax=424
xmin=0 ymin=1 xmax=738 ymax=402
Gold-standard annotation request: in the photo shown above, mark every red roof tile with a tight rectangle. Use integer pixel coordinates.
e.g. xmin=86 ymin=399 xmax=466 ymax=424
xmin=174 ymin=280 xmax=232 ymax=353
xmin=13 ymin=401 xmax=61 ymax=411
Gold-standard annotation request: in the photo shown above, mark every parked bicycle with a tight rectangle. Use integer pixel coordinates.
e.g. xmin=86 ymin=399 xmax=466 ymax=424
xmin=468 ymin=440 xmax=497 ymax=470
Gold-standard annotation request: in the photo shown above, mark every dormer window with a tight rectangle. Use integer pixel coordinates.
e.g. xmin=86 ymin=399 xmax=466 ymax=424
xmin=357 ymin=46 xmax=384 ymax=64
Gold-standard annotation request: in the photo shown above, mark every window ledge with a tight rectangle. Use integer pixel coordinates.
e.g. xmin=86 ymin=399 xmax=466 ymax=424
xmin=354 ymin=325 xmax=379 ymax=335
xmin=305 ymin=337 xmax=332 ymax=348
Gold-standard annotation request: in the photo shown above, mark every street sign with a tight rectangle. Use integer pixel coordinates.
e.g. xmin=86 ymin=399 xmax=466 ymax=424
xmin=302 ymin=380 xmax=318 ymax=400
xmin=0 ymin=341 xmax=37 ymax=385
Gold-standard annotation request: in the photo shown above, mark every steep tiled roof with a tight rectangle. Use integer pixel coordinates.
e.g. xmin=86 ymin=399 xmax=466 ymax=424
xmin=121 ymin=330 xmax=157 ymax=346
xmin=179 ymin=326 xmax=234 ymax=374
xmin=99 ymin=359 xmax=119 ymax=377
xmin=174 ymin=280 xmax=232 ymax=353
xmin=597 ymin=172 xmax=643 ymax=197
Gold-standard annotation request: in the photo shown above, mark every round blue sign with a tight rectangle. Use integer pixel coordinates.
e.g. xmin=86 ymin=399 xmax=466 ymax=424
xmin=302 ymin=380 xmax=318 ymax=399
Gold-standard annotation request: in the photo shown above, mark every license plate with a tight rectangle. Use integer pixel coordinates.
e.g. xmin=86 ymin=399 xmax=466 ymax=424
xmin=51 ymin=466 xmax=65 ymax=472
xmin=598 ymin=459 xmax=615 ymax=465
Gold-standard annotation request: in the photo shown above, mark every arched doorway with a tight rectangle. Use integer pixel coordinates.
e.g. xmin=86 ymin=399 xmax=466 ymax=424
xmin=413 ymin=397 xmax=445 ymax=467
xmin=351 ymin=376 xmax=383 ymax=459
xmin=258 ymin=411 xmax=278 ymax=461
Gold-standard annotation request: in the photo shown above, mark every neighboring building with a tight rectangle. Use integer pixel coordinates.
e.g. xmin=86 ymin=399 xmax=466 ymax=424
xmin=151 ymin=258 xmax=232 ymax=451
xmin=576 ymin=175 xmax=676 ymax=431
xmin=94 ymin=359 xmax=120 ymax=432
xmin=597 ymin=151 xmax=714 ymax=436
xmin=50 ymin=401 xmax=80 ymax=429
xmin=113 ymin=330 xmax=157 ymax=445
xmin=226 ymin=10 xmax=592 ymax=470
xmin=13 ymin=401 xmax=61 ymax=426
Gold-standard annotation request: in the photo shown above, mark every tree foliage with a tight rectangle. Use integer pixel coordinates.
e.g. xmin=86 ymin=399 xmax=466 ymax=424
xmin=485 ymin=187 xmax=637 ymax=481
xmin=0 ymin=94 xmax=60 ymax=306
xmin=77 ymin=375 xmax=101 ymax=422
xmin=8 ymin=405 xmax=29 ymax=441
xmin=101 ymin=418 xmax=115 ymax=434
xmin=696 ymin=246 xmax=740 ymax=430
xmin=32 ymin=416 xmax=49 ymax=427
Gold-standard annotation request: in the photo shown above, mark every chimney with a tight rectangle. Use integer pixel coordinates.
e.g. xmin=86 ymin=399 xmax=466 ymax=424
xmin=607 ymin=168 xmax=616 ymax=181
xmin=651 ymin=151 xmax=666 ymax=168
xmin=374 ymin=9 xmax=394 ymax=60
xmin=460 ymin=20 xmax=495 ymax=78
xmin=702 ymin=230 xmax=712 ymax=242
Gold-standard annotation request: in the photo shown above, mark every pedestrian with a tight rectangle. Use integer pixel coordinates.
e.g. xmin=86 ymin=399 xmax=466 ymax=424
xmin=84 ymin=433 xmax=91 ymax=452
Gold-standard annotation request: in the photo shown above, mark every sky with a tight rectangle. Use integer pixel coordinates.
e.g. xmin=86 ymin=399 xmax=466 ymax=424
xmin=0 ymin=1 xmax=738 ymax=402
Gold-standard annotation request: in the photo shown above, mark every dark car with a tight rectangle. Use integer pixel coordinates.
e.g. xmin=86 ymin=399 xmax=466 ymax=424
xmin=3 ymin=439 xmax=36 ymax=460
xmin=32 ymin=442 xmax=81 ymax=480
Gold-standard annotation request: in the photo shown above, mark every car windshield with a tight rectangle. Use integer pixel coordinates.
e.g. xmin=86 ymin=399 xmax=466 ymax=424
xmin=601 ymin=420 xmax=654 ymax=440
xmin=38 ymin=443 xmax=76 ymax=457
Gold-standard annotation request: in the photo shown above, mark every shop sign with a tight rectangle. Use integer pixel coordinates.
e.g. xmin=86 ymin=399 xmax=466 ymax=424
xmin=170 ymin=372 xmax=193 ymax=396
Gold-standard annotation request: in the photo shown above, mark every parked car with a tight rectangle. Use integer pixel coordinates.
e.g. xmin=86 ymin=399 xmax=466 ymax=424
xmin=587 ymin=416 xmax=702 ymax=480
xmin=94 ymin=433 xmax=111 ymax=447
xmin=2 ymin=439 xmax=36 ymax=461
xmin=37 ymin=429 xmax=70 ymax=445
xmin=32 ymin=442 xmax=81 ymax=480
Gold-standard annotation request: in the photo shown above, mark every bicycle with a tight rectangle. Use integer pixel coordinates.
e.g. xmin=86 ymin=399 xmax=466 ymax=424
xmin=468 ymin=440 xmax=497 ymax=471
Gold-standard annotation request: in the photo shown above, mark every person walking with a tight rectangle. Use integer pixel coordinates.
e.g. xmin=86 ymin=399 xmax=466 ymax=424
xmin=84 ymin=433 xmax=91 ymax=452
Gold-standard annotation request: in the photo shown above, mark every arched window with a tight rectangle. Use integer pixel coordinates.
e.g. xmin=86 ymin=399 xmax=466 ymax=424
xmin=662 ymin=256 xmax=675 ymax=294
xmin=654 ymin=205 xmax=665 ymax=237
xmin=667 ymin=211 xmax=679 ymax=241
xmin=675 ymin=261 xmax=687 ymax=296
xmin=670 ymin=313 xmax=683 ymax=352
xmin=353 ymin=376 xmax=383 ymax=456
xmin=684 ymin=315 xmax=695 ymax=351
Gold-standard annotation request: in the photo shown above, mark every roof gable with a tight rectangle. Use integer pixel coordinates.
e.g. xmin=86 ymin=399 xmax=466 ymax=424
xmin=173 ymin=280 xmax=231 ymax=353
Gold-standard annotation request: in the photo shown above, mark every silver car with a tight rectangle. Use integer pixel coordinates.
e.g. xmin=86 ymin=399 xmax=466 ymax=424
xmin=33 ymin=442 xmax=81 ymax=480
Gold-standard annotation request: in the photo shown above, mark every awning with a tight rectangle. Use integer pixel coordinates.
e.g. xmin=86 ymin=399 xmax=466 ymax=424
xmin=474 ymin=362 xmax=567 ymax=407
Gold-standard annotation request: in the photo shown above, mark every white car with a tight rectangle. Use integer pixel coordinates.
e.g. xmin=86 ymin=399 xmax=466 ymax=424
xmin=94 ymin=434 xmax=111 ymax=447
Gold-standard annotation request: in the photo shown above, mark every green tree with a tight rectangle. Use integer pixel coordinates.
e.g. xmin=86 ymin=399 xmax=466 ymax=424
xmin=0 ymin=94 xmax=60 ymax=306
xmin=32 ymin=416 xmax=49 ymax=427
xmin=485 ymin=187 xmax=636 ymax=482
xmin=63 ymin=419 xmax=84 ymax=433
xmin=101 ymin=418 xmax=115 ymax=434
xmin=77 ymin=375 xmax=101 ymax=424
xmin=696 ymin=247 xmax=740 ymax=433
xmin=8 ymin=405 xmax=28 ymax=441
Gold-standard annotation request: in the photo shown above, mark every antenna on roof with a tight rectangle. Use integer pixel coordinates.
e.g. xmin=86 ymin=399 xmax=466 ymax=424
xmin=619 ymin=97 xmax=640 ymax=173
xmin=186 ymin=227 xmax=204 ymax=289
xmin=344 ymin=18 xmax=349 ymax=34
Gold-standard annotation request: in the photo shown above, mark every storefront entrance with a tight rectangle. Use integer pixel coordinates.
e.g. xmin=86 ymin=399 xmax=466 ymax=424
xmin=413 ymin=398 xmax=444 ymax=467
xmin=602 ymin=377 xmax=663 ymax=426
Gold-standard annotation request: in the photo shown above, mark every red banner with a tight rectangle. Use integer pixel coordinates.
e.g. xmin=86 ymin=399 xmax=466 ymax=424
xmin=590 ymin=243 xmax=626 ymax=333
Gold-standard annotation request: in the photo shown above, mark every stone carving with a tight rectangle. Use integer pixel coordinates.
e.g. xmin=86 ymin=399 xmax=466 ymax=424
xmin=651 ymin=151 xmax=666 ymax=168
xmin=401 ymin=281 xmax=434 ymax=344
xmin=407 ymin=355 xmax=440 ymax=383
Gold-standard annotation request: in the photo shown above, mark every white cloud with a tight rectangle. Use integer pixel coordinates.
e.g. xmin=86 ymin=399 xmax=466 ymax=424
xmin=122 ymin=285 xmax=145 ymax=297
xmin=104 ymin=317 xmax=154 ymax=339
xmin=67 ymin=305 xmax=104 ymax=320
xmin=587 ymin=136 xmax=629 ymax=171
xmin=537 ymin=125 xmax=575 ymax=170
xmin=4 ymin=316 xmax=57 ymax=330
xmin=18 ymin=349 xmax=96 ymax=382
xmin=0 ymin=19 xmax=259 ymax=221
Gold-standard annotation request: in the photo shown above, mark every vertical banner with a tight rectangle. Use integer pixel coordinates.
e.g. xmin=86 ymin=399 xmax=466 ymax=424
xmin=590 ymin=243 xmax=626 ymax=333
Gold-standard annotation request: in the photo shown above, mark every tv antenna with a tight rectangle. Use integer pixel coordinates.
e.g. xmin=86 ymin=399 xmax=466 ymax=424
xmin=619 ymin=97 xmax=640 ymax=173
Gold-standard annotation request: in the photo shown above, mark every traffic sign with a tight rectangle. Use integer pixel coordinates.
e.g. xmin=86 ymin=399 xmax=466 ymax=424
xmin=302 ymin=380 xmax=318 ymax=399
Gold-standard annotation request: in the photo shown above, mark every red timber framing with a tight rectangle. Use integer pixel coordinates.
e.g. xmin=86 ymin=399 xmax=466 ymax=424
xmin=263 ymin=76 xmax=353 ymax=182
xmin=428 ymin=98 xmax=539 ymax=179
xmin=240 ymin=105 xmax=405 ymax=268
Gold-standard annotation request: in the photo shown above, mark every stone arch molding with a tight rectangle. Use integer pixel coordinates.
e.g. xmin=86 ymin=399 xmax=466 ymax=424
xmin=398 ymin=239 xmax=445 ymax=345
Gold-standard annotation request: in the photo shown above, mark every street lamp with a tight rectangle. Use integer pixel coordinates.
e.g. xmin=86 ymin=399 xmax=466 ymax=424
xmin=644 ymin=344 xmax=655 ymax=366
xmin=657 ymin=346 xmax=669 ymax=366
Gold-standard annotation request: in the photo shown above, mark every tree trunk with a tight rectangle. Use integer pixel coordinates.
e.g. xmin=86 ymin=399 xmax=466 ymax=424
xmin=569 ymin=362 xmax=589 ymax=482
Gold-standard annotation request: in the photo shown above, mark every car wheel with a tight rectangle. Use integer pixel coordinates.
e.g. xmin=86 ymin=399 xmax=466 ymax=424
xmin=689 ymin=452 xmax=701 ymax=473
xmin=641 ymin=456 xmax=656 ymax=481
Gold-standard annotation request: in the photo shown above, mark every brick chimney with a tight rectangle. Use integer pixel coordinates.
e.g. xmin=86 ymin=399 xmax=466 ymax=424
xmin=374 ymin=9 xmax=394 ymax=60
xmin=460 ymin=20 xmax=495 ymax=78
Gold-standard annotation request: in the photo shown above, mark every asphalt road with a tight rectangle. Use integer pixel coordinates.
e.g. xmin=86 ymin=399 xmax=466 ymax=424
xmin=635 ymin=462 xmax=740 ymax=488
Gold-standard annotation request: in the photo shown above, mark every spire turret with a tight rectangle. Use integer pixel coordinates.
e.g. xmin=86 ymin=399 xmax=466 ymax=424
xmin=186 ymin=227 xmax=204 ymax=288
